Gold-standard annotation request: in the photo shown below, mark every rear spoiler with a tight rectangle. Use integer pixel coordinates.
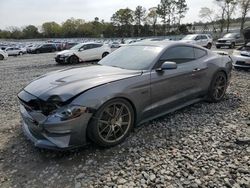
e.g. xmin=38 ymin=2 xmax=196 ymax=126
xmin=213 ymin=51 xmax=229 ymax=56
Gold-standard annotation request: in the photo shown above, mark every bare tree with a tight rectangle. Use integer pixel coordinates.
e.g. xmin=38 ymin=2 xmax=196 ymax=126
xmin=239 ymin=0 xmax=250 ymax=32
xmin=215 ymin=0 xmax=237 ymax=33
xmin=199 ymin=7 xmax=217 ymax=33
xmin=134 ymin=6 xmax=146 ymax=36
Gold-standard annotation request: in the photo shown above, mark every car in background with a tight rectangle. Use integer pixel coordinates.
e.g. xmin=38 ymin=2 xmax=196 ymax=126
xmin=0 ymin=49 xmax=8 ymax=60
xmin=28 ymin=43 xmax=57 ymax=54
xmin=110 ymin=42 xmax=120 ymax=48
xmin=181 ymin=34 xmax=213 ymax=49
xmin=231 ymin=44 xmax=250 ymax=70
xmin=62 ymin=42 xmax=79 ymax=50
xmin=55 ymin=42 xmax=111 ymax=64
xmin=18 ymin=41 xmax=232 ymax=150
xmin=216 ymin=33 xmax=244 ymax=49
xmin=5 ymin=47 xmax=24 ymax=56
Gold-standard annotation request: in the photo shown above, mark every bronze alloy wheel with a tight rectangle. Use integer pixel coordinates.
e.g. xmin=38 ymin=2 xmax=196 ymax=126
xmin=88 ymin=99 xmax=134 ymax=147
xmin=208 ymin=72 xmax=227 ymax=102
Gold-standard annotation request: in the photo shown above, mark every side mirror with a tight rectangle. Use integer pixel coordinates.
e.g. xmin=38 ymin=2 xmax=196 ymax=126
xmin=156 ymin=61 xmax=177 ymax=71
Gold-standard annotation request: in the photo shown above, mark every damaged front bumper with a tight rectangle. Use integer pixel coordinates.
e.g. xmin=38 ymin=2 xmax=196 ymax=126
xmin=18 ymin=91 xmax=93 ymax=150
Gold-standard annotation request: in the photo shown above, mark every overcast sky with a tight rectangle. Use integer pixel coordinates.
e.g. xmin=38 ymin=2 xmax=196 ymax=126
xmin=0 ymin=0 xmax=229 ymax=29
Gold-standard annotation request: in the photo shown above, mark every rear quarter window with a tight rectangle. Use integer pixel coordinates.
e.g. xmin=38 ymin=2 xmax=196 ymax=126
xmin=194 ymin=48 xmax=207 ymax=59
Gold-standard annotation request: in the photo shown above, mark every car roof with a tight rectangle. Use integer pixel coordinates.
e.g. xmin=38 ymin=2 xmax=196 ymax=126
xmin=128 ymin=41 xmax=201 ymax=49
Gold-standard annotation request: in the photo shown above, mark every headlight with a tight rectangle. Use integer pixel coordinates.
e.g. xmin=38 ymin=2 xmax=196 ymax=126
xmin=53 ymin=105 xmax=87 ymax=121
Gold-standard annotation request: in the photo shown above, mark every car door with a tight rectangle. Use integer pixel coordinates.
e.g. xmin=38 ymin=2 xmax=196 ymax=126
xmin=77 ymin=44 xmax=94 ymax=61
xmin=149 ymin=46 xmax=207 ymax=116
xmin=201 ymin=35 xmax=209 ymax=47
xmin=235 ymin=34 xmax=244 ymax=45
xmin=6 ymin=48 xmax=13 ymax=55
xmin=195 ymin=35 xmax=202 ymax=46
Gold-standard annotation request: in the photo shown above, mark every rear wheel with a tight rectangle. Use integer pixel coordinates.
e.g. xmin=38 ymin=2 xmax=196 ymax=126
xmin=87 ymin=98 xmax=134 ymax=147
xmin=206 ymin=43 xmax=212 ymax=49
xmin=207 ymin=72 xmax=228 ymax=102
xmin=0 ymin=54 xmax=4 ymax=60
xmin=69 ymin=55 xmax=79 ymax=64
xmin=230 ymin=42 xmax=235 ymax=49
xmin=102 ymin=52 xmax=109 ymax=58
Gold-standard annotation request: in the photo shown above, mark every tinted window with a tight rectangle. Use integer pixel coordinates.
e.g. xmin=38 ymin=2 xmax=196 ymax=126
xmin=201 ymin=35 xmax=208 ymax=39
xmin=93 ymin=44 xmax=103 ymax=48
xmin=99 ymin=46 xmax=162 ymax=70
xmin=160 ymin=46 xmax=195 ymax=64
xmin=194 ymin=48 xmax=207 ymax=59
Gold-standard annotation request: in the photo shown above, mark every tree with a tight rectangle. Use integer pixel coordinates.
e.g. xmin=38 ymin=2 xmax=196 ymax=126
xmin=199 ymin=7 xmax=217 ymax=32
xmin=134 ymin=6 xmax=146 ymax=36
xmin=215 ymin=0 xmax=237 ymax=33
xmin=42 ymin=22 xmax=61 ymax=38
xmin=111 ymin=8 xmax=134 ymax=37
xmin=157 ymin=0 xmax=174 ymax=34
xmin=147 ymin=7 xmax=158 ymax=36
xmin=238 ymin=0 xmax=250 ymax=32
xmin=176 ymin=0 xmax=188 ymax=25
xmin=22 ymin=25 xmax=39 ymax=38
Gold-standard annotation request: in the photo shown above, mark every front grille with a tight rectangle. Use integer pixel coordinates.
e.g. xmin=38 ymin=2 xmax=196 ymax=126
xmin=236 ymin=61 xmax=247 ymax=65
xmin=218 ymin=40 xmax=226 ymax=43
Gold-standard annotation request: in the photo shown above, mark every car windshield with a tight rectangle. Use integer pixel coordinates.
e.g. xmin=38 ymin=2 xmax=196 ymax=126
xmin=224 ymin=33 xmax=237 ymax=38
xmin=182 ymin=35 xmax=196 ymax=40
xmin=98 ymin=45 xmax=162 ymax=70
xmin=70 ymin=43 xmax=83 ymax=50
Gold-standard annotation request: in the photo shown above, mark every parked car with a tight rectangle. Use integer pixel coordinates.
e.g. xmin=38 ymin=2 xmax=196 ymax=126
xmin=18 ymin=41 xmax=232 ymax=150
xmin=231 ymin=44 xmax=250 ymax=70
xmin=55 ymin=42 xmax=111 ymax=64
xmin=110 ymin=42 xmax=120 ymax=48
xmin=28 ymin=43 xmax=57 ymax=54
xmin=181 ymin=34 xmax=213 ymax=49
xmin=216 ymin=33 xmax=244 ymax=49
xmin=5 ymin=47 xmax=24 ymax=56
xmin=62 ymin=42 xmax=79 ymax=50
xmin=0 ymin=49 xmax=8 ymax=60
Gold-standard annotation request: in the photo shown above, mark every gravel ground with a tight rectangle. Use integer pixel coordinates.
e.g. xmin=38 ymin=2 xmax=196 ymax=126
xmin=0 ymin=50 xmax=249 ymax=188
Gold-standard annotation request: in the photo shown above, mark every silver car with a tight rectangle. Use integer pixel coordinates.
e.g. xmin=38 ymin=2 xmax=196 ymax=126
xmin=18 ymin=41 xmax=232 ymax=150
xmin=232 ymin=44 xmax=250 ymax=69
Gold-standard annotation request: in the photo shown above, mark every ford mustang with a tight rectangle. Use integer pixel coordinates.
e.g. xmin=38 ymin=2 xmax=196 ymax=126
xmin=18 ymin=41 xmax=232 ymax=150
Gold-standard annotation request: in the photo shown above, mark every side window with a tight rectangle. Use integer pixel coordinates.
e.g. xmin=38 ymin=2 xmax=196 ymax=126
xmin=201 ymin=35 xmax=208 ymax=40
xmin=195 ymin=35 xmax=201 ymax=40
xmin=194 ymin=48 xmax=207 ymax=59
xmin=160 ymin=46 xmax=195 ymax=64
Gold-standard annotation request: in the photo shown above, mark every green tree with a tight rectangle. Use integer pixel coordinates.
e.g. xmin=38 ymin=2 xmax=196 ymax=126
xmin=42 ymin=22 xmax=61 ymax=38
xmin=147 ymin=7 xmax=158 ymax=36
xmin=176 ymin=0 xmax=188 ymax=25
xmin=134 ymin=6 xmax=146 ymax=36
xmin=22 ymin=25 xmax=39 ymax=38
xmin=111 ymin=8 xmax=134 ymax=37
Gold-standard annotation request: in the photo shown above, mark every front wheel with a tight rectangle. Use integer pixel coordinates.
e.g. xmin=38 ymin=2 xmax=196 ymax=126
xmin=207 ymin=72 xmax=228 ymax=102
xmin=102 ymin=52 xmax=109 ymax=58
xmin=230 ymin=43 xmax=235 ymax=49
xmin=68 ymin=55 xmax=79 ymax=64
xmin=87 ymin=98 xmax=134 ymax=147
xmin=0 ymin=54 xmax=4 ymax=60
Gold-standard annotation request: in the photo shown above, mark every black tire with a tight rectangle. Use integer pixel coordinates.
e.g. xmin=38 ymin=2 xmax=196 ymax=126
xmin=230 ymin=42 xmax=235 ymax=49
xmin=87 ymin=98 xmax=135 ymax=147
xmin=102 ymin=52 xmax=109 ymax=58
xmin=206 ymin=43 xmax=212 ymax=49
xmin=69 ymin=55 xmax=79 ymax=64
xmin=216 ymin=45 xmax=221 ymax=49
xmin=0 ymin=54 xmax=4 ymax=60
xmin=207 ymin=72 xmax=228 ymax=102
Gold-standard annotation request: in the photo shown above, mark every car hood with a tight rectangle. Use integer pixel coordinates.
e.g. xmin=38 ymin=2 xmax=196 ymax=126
xmin=181 ymin=39 xmax=195 ymax=43
xmin=218 ymin=38 xmax=234 ymax=41
xmin=57 ymin=49 xmax=76 ymax=56
xmin=24 ymin=65 xmax=142 ymax=102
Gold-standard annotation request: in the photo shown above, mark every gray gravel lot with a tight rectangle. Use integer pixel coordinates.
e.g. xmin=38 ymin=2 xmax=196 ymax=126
xmin=0 ymin=49 xmax=249 ymax=188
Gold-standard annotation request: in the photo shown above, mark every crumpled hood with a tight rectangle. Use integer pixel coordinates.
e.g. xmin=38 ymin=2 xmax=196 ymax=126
xmin=57 ymin=49 xmax=75 ymax=56
xmin=24 ymin=65 xmax=142 ymax=102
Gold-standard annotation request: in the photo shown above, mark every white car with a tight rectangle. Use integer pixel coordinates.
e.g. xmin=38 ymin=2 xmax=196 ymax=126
xmin=0 ymin=49 xmax=8 ymax=60
xmin=55 ymin=42 xmax=111 ymax=64
xmin=181 ymin=34 xmax=213 ymax=49
xmin=231 ymin=44 xmax=250 ymax=70
xmin=5 ymin=47 xmax=24 ymax=56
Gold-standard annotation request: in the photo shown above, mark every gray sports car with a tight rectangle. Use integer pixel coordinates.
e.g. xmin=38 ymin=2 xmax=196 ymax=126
xmin=18 ymin=41 xmax=232 ymax=150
